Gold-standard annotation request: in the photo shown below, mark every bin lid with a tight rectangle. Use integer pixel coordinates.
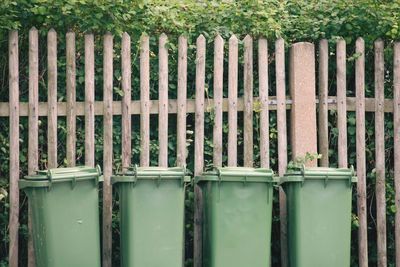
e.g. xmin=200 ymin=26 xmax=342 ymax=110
xmin=195 ymin=167 xmax=275 ymax=183
xmin=111 ymin=166 xmax=191 ymax=184
xmin=19 ymin=166 xmax=103 ymax=189
xmin=280 ymin=165 xmax=357 ymax=184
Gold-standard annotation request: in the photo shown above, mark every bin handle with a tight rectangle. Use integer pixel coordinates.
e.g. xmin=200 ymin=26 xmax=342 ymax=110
xmin=129 ymin=164 xmax=188 ymax=186
xmin=300 ymin=164 xmax=356 ymax=187
xmin=71 ymin=175 xmax=77 ymax=189
xmin=47 ymin=169 xmax=53 ymax=190
xmin=349 ymin=165 xmax=355 ymax=187
xmin=95 ymin=165 xmax=102 ymax=186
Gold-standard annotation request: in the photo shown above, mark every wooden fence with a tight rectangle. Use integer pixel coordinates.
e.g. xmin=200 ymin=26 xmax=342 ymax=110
xmin=4 ymin=28 xmax=400 ymax=267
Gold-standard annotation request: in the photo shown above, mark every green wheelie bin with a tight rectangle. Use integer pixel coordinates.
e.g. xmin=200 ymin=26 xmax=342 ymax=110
xmin=112 ymin=166 xmax=190 ymax=267
xmin=19 ymin=166 xmax=103 ymax=267
xmin=280 ymin=166 xmax=357 ymax=267
xmin=196 ymin=167 xmax=275 ymax=267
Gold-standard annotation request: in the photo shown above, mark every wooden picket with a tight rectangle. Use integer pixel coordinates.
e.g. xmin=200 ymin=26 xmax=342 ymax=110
xmin=27 ymin=27 xmax=38 ymax=267
xmin=394 ymin=42 xmax=400 ymax=267
xmin=121 ymin=32 xmax=132 ymax=170
xmin=47 ymin=29 xmax=57 ymax=170
xmin=140 ymin=34 xmax=150 ymax=167
xmin=213 ymin=35 xmax=223 ymax=167
xmin=336 ymin=38 xmax=348 ymax=168
xmin=275 ymin=37 xmax=288 ymax=267
xmin=8 ymin=30 xmax=19 ymax=267
xmin=5 ymin=29 xmax=400 ymax=267
xmin=227 ymin=35 xmax=238 ymax=167
xmin=66 ymin=31 xmax=76 ymax=167
xmin=375 ymin=39 xmax=387 ymax=267
xmin=84 ymin=33 xmax=95 ymax=167
xmin=243 ymin=35 xmax=253 ymax=167
xmin=102 ymin=32 xmax=113 ymax=267
xmin=318 ymin=39 xmax=329 ymax=167
xmin=158 ymin=33 xmax=169 ymax=167
xmin=258 ymin=38 xmax=269 ymax=169
xmin=193 ymin=34 xmax=205 ymax=267
xmin=356 ymin=37 xmax=368 ymax=267
xmin=176 ymin=36 xmax=187 ymax=167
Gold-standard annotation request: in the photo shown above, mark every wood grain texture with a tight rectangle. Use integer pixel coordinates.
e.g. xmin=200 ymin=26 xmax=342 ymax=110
xmin=276 ymin=38 xmax=288 ymax=267
xmin=394 ymin=42 xmax=400 ymax=267
xmin=28 ymin=27 xmax=39 ymax=267
xmin=194 ymin=34 xmax=206 ymax=267
xmin=176 ymin=36 xmax=187 ymax=167
xmin=47 ymin=29 xmax=57 ymax=169
xmin=356 ymin=37 xmax=368 ymax=267
xmin=258 ymin=38 xmax=269 ymax=168
xmin=28 ymin=27 xmax=39 ymax=175
xmin=121 ymin=32 xmax=131 ymax=170
xmin=243 ymin=35 xmax=253 ymax=167
xmin=140 ymin=34 xmax=150 ymax=167
xmin=374 ymin=39 xmax=387 ymax=267
xmin=276 ymin=38 xmax=288 ymax=176
xmin=213 ymin=35 xmax=224 ymax=167
xmin=8 ymin=30 xmax=19 ymax=267
xmin=102 ymin=32 xmax=113 ymax=267
xmin=337 ymin=39 xmax=348 ymax=168
xmin=1 ymin=96 xmax=398 ymax=117
xmin=66 ymin=31 xmax=76 ymax=167
xmin=318 ymin=39 xmax=329 ymax=166
xmin=194 ymin=34 xmax=206 ymax=176
xmin=158 ymin=33 xmax=169 ymax=167
xmin=228 ymin=35 xmax=238 ymax=166
xmin=85 ymin=33 xmax=95 ymax=167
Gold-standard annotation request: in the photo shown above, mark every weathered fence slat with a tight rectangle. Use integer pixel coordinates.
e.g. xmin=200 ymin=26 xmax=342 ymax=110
xmin=8 ymin=30 xmax=19 ymax=267
xmin=47 ymin=29 xmax=57 ymax=169
xmin=176 ymin=36 xmax=187 ymax=167
xmin=213 ymin=35 xmax=224 ymax=167
xmin=102 ymin=32 xmax=113 ymax=267
xmin=228 ymin=35 xmax=238 ymax=167
xmin=159 ymin=33 xmax=169 ymax=167
xmin=276 ymin=37 xmax=288 ymax=267
xmin=194 ymin=34 xmax=206 ymax=175
xmin=243 ymin=35 xmax=253 ymax=167
xmin=356 ymin=37 xmax=368 ymax=267
xmin=85 ymin=33 xmax=95 ymax=167
xmin=194 ymin=34 xmax=206 ymax=267
xmin=28 ymin=28 xmax=39 ymax=181
xmin=374 ymin=39 xmax=387 ymax=267
xmin=28 ymin=27 xmax=39 ymax=267
xmin=259 ymin=38 xmax=269 ymax=168
xmin=337 ymin=39 xmax=348 ymax=168
xmin=66 ymin=31 xmax=76 ymax=167
xmin=318 ymin=39 xmax=329 ymax=166
xmin=394 ymin=41 xmax=400 ymax=267
xmin=140 ymin=34 xmax=150 ymax=167
xmin=121 ymin=32 xmax=131 ymax=170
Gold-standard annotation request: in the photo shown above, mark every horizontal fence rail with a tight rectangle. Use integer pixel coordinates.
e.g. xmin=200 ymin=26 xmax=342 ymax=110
xmin=0 ymin=97 xmax=398 ymax=117
xmin=3 ymin=28 xmax=400 ymax=267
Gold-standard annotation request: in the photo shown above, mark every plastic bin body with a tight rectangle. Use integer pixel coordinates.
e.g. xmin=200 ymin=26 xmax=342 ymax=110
xmin=112 ymin=166 xmax=190 ymax=267
xmin=197 ymin=167 xmax=274 ymax=267
xmin=282 ymin=167 xmax=357 ymax=267
xmin=19 ymin=166 xmax=102 ymax=267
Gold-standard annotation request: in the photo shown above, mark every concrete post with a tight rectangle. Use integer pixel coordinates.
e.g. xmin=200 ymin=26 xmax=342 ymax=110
xmin=290 ymin=42 xmax=318 ymax=166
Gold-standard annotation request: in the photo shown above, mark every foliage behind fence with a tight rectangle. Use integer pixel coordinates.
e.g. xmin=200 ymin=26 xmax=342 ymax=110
xmin=1 ymin=1 xmax=400 ymax=267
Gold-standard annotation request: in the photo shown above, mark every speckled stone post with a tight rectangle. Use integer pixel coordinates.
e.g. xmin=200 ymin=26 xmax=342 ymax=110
xmin=290 ymin=42 xmax=317 ymax=167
